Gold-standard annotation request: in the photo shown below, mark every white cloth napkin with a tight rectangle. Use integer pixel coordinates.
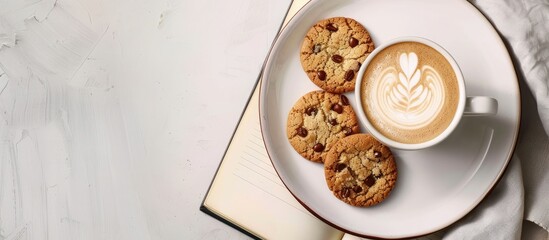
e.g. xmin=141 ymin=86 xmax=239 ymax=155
xmin=437 ymin=0 xmax=549 ymax=238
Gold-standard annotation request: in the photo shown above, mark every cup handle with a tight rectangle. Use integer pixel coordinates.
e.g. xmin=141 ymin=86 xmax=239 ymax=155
xmin=464 ymin=96 xmax=498 ymax=116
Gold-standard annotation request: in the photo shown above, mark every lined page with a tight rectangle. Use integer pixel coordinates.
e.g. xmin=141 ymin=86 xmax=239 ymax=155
xmin=234 ymin=118 xmax=312 ymax=216
xmin=232 ymin=115 xmax=311 ymax=217
xmin=203 ymin=84 xmax=343 ymax=239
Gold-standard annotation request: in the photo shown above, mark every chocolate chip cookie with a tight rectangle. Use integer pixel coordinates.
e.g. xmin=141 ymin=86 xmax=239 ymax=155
xmin=300 ymin=17 xmax=375 ymax=93
xmin=287 ymin=90 xmax=360 ymax=163
xmin=324 ymin=134 xmax=397 ymax=207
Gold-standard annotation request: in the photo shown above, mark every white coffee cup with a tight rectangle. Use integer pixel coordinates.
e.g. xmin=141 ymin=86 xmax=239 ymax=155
xmin=355 ymin=37 xmax=497 ymax=150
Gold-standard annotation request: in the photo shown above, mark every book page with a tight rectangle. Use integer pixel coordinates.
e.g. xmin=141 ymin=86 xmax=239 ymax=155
xmin=203 ymin=84 xmax=344 ymax=239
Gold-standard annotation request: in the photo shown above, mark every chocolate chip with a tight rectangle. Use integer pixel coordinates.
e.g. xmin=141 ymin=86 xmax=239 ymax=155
xmin=335 ymin=163 xmax=347 ymax=172
xmin=329 ymin=119 xmax=337 ymax=125
xmin=340 ymin=95 xmax=349 ymax=106
xmin=374 ymin=151 xmax=382 ymax=158
xmin=313 ymin=44 xmax=321 ymax=53
xmin=343 ymin=127 xmax=353 ymax=136
xmin=344 ymin=70 xmax=354 ymax=81
xmin=331 ymin=103 xmax=343 ymax=114
xmin=331 ymin=54 xmax=343 ymax=63
xmin=326 ymin=23 xmax=338 ymax=32
xmin=364 ymin=175 xmax=376 ymax=187
xmin=341 ymin=188 xmax=350 ymax=198
xmin=296 ymin=127 xmax=308 ymax=137
xmin=349 ymin=37 xmax=358 ymax=48
xmin=353 ymin=185 xmax=363 ymax=193
xmin=305 ymin=107 xmax=317 ymax=116
xmin=313 ymin=143 xmax=325 ymax=152
xmin=317 ymin=70 xmax=326 ymax=81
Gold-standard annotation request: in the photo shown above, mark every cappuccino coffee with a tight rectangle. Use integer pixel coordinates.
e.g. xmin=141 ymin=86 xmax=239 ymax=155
xmin=360 ymin=41 xmax=459 ymax=144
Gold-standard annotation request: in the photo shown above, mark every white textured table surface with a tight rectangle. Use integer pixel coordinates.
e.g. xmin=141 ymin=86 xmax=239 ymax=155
xmin=0 ymin=0 xmax=291 ymax=239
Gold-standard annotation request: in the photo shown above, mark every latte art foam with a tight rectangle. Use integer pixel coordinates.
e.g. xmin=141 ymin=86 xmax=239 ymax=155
xmin=361 ymin=42 xmax=459 ymax=144
xmin=375 ymin=52 xmax=445 ymax=129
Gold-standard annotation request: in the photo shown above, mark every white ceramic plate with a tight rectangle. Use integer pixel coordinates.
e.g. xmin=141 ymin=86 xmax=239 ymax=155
xmin=259 ymin=0 xmax=520 ymax=238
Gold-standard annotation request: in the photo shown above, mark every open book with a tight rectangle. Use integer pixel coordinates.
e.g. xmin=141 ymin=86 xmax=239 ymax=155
xmin=199 ymin=1 xmax=344 ymax=238
xmin=200 ymin=1 xmax=441 ymax=239
xmin=200 ymin=83 xmax=345 ymax=239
